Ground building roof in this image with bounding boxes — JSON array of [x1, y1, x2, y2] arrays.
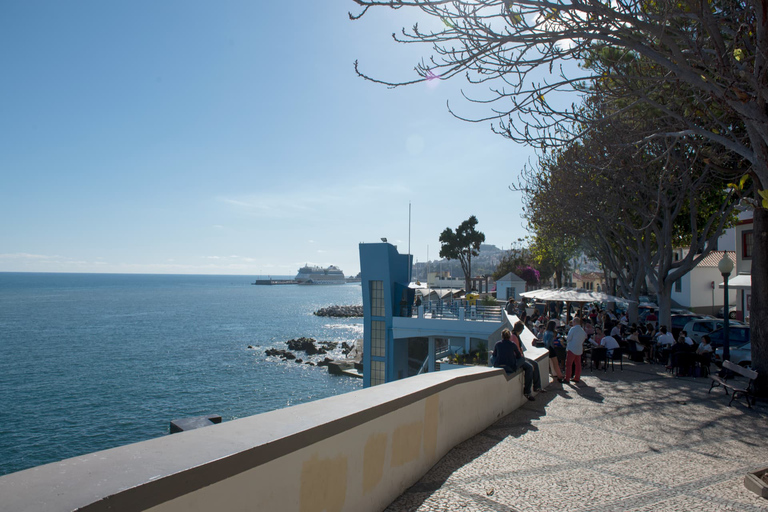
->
[[497, 272, 525, 282], [697, 250, 736, 268], [577, 272, 604, 281]]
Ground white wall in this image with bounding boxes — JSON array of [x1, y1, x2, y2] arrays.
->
[[1, 362, 548, 512]]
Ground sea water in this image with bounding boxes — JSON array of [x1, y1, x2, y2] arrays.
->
[[0, 273, 364, 476]]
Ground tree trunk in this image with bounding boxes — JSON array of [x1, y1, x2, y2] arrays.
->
[[751, 207, 768, 395], [657, 285, 673, 332], [465, 253, 472, 293]]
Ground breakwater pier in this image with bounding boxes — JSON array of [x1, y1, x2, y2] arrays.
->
[[252, 279, 299, 285]]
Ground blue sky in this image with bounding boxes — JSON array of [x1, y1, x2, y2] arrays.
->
[[0, 1, 532, 276]]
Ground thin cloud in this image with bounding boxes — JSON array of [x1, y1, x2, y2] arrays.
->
[[0, 253, 57, 259]]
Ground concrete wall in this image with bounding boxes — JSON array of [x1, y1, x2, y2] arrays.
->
[[0, 362, 547, 512]]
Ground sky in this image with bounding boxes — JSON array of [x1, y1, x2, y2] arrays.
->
[[0, 1, 533, 277]]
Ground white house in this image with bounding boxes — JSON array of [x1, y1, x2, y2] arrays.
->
[[671, 250, 737, 316], [495, 272, 527, 301], [727, 211, 753, 321]]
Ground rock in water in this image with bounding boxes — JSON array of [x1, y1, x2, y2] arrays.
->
[[314, 305, 364, 317]]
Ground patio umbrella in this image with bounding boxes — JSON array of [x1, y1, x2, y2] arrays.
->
[[519, 287, 629, 303]]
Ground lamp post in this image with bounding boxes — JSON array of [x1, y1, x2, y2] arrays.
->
[[718, 253, 734, 363]]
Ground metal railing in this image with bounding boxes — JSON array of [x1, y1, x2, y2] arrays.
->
[[417, 338, 453, 375], [407, 301, 503, 322]]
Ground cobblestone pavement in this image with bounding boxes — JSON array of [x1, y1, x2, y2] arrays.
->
[[387, 362, 768, 512]]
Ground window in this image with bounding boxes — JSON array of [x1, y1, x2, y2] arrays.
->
[[370, 360, 385, 386], [743, 230, 753, 259], [506, 287, 515, 300], [674, 279, 682, 293], [371, 320, 386, 358], [370, 280, 385, 317]]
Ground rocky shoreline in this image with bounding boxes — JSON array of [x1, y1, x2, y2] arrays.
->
[[313, 305, 363, 317], [251, 337, 363, 376]]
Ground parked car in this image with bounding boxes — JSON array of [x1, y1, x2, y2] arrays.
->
[[670, 313, 704, 338], [717, 304, 739, 319], [683, 318, 745, 344], [706, 325, 750, 349], [712, 342, 752, 367]]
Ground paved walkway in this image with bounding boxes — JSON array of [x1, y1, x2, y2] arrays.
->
[[387, 361, 768, 511]]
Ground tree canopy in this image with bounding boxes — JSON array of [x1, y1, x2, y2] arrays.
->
[[352, 0, 768, 393], [439, 215, 486, 292]]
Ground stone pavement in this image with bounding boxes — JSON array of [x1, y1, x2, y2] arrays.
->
[[387, 361, 768, 512]]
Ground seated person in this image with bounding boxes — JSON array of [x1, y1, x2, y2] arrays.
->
[[600, 333, 620, 357], [627, 328, 650, 361], [669, 335, 689, 370], [696, 334, 714, 375], [493, 328, 523, 375], [583, 319, 595, 337], [591, 326, 605, 347], [493, 328, 543, 400], [657, 325, 675, 364], [510, 322, 543, 399], [696, 335, 713, 355]]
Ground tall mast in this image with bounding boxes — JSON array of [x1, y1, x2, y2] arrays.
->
[[408, 201, 412, 283]]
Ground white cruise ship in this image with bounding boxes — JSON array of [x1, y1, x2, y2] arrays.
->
[[295, 265, 346, 285]]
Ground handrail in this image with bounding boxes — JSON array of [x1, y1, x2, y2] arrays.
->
[[413, 301, 503, 322]]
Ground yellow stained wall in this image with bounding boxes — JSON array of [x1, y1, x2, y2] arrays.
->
[[147, 368, 534, 512]]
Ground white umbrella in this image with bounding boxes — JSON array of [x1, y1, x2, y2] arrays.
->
[[520, 287, 630, 303]]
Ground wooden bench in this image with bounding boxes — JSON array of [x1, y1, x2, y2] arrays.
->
[[708, 360, 758, 408]]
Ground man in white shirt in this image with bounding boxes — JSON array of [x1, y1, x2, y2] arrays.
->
[[565, 317, 587, 383], [657, 326, 675, 347], [681, 330, 694, 346], [601, 334, 620, 357], [656, 326, 675, 365]]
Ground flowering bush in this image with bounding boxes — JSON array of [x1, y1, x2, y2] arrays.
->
[[516, 265, 540, 285]]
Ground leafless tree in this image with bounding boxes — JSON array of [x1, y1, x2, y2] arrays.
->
[[352, 0, 768, 391]]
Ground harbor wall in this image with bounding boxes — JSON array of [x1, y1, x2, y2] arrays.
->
[[0, 362, 545, 512]]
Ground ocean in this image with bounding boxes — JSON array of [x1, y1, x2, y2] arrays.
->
[[0, 272, 364, 476]]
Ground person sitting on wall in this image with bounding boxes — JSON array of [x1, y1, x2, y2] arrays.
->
[[493, 326, 539, 401], [492, 328, 523, 375], [511, 321, 544, 396]]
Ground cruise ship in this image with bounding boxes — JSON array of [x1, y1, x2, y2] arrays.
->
[[294, 265, 346, 285]]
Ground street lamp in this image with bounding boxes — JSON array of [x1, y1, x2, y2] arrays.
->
[[718, 253, 735, 363]]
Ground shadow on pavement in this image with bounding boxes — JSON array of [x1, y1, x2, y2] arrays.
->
[[386, 391, 556, 511]]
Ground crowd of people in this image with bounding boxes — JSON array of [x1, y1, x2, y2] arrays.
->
[[494, 301, 716, 393]]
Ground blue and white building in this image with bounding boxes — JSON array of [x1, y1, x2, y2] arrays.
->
[[360, 242, 547, 388]]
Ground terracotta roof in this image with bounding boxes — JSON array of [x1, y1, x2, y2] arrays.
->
[[698, 250, 735, 268]]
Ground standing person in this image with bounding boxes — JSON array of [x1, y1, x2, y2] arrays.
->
[[565, 317, 587, 383], [542, 320, 566, 383], [511, 321, 543, 400]]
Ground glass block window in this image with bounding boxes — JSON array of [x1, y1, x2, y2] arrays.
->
[[370, 360, 385, 386], [743, 230, 753, 259], [370, 280, 385, 317], [371, 320, 386, 358]]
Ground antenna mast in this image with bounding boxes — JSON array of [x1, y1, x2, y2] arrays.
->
[[408, 201, 412, 283]]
